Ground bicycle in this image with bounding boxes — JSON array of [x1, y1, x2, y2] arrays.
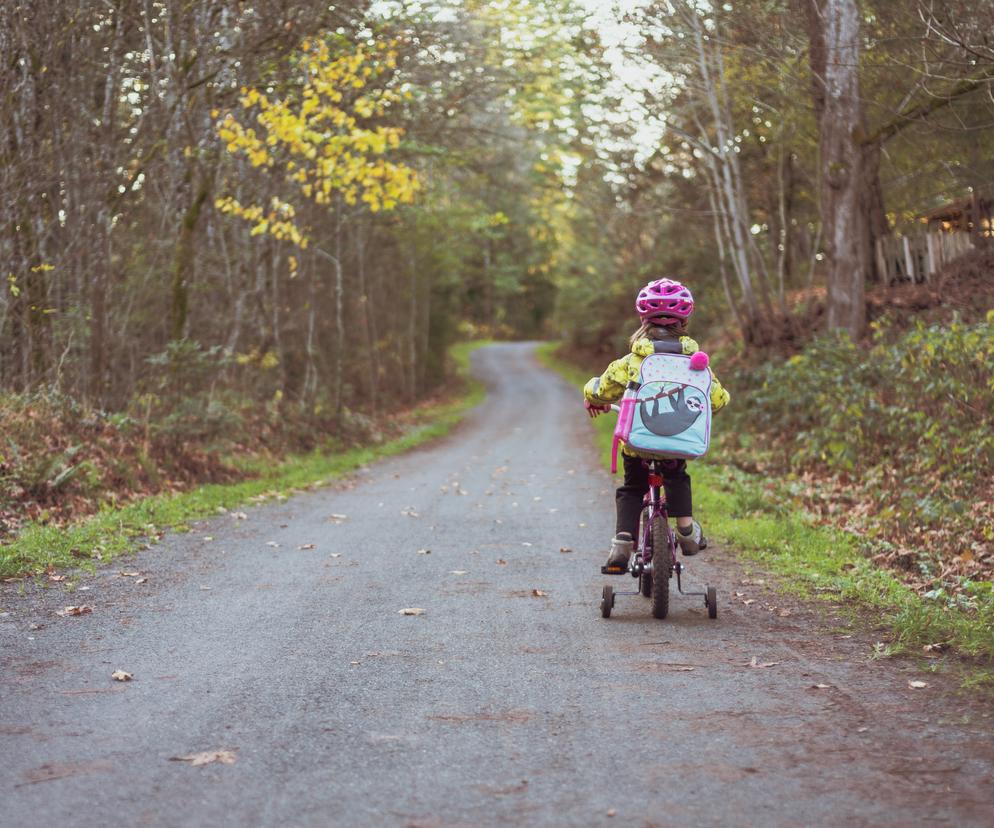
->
[[599, 406, 717, 621]]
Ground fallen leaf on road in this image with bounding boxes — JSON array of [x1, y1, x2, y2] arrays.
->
[[119, 571, 140, 578], [548, 508, 559, 514], [749, 657, 781, 669], [58, 606, 92, 617], [398, 608, 426, 616], [559, 547, 573, 554], [232, 511, 248, 520], [135, 577, 148, 584], [298, 543, 316, 550], [169, 750, 237, 767], [450, 570, 468, 575], [521, 542, 532, 547], [742, 599, 755, 606], [607, 809, 617, 818], [908, 680, 928, 689], [111, 670, 133, 682], [265, 541, 280, 548], [417, 549, 431, 555], [400, 507, 419, 518], [202, 536, 214, 542], [328, 513, 349, 524], [811, 683, 832, 689], [496, 559, 507, 565], [48, 574, 67, 582], [531, 589, 548, 597], [330, 553, 341, 558]]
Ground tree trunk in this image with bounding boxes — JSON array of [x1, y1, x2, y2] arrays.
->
[[806, 0, 867, 338], [171, 179, 211, 341]]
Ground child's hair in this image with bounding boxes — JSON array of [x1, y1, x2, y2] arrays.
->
[[629, 317, 688, 348]]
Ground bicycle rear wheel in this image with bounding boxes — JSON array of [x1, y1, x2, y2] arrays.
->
[[639, 508, 652, 597], [649, 515, 670, 619]]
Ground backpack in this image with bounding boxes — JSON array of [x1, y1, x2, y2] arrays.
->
[[611, 341, 712, 472]]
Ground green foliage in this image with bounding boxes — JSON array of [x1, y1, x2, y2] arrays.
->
[[724, 317, 994, 543]]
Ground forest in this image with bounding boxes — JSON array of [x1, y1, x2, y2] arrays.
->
[[1, 1, 993, 607]]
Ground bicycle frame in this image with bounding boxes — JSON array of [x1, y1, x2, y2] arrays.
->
[[637, 463, 674, 572]]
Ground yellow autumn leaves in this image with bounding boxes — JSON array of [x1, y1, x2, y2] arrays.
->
[[214, 38, 419, 249]]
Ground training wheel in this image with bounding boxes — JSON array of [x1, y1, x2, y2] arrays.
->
[[706, 585, 717, 619], [601, 585, 614, 618]]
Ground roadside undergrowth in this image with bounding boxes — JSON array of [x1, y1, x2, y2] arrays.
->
[[0, 341, 487, 580], [537, 342, 994, 670]]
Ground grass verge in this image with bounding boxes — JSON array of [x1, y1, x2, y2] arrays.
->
[[0, 341, 488, 580], [536, 342, 994, 670]]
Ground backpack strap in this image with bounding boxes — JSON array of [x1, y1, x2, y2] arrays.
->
[[652, 340, 683, 354]]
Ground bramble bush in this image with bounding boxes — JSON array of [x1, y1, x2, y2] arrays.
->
[[721, 313, 994, 590]]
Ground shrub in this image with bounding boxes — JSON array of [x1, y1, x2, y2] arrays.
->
[[721, 313, 994, 588]]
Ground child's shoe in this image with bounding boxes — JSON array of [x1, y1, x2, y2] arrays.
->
[[677, 521, 705, 556], [605, 532, 634, 569]]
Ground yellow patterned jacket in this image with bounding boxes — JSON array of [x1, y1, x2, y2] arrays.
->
[[583, 336, 730, 457]]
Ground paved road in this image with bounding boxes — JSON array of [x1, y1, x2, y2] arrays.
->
[[3, 343, 993, 827]]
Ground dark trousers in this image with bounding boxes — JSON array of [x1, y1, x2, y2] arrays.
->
[[615, 453, 693, 538]]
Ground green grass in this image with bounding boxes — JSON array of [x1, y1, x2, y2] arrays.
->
[[537, 342, 994, 665], [0, 341, 488, 579]]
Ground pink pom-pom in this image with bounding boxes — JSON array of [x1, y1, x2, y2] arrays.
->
[[689, 351, 709, 371]]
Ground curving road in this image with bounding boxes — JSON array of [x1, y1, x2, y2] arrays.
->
[[2, 342, 993, 826]]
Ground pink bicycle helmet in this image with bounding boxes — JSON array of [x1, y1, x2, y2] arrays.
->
[[635, 278, 694, 323]]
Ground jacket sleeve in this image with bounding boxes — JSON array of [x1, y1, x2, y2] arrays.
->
[[583, 355, 632, 405], [709, 370, 730, 412]]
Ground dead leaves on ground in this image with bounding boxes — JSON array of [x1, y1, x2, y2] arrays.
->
[[169, 750, 237, 767], [57, 605, 92, 617], [398, 607, 426, 616], [111, 670, 133, 682], [749, 656, 781, 669]]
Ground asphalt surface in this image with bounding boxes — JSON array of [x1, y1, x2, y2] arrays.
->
[[2, 342, 994, 827]]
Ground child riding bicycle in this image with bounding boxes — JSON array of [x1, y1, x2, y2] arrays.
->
[[583, 279, 730, 571]]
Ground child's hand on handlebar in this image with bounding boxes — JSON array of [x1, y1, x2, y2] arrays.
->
[[584, 400, 610, 418]]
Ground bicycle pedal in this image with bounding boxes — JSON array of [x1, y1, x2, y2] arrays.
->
[[600, 565, 629, 576]]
